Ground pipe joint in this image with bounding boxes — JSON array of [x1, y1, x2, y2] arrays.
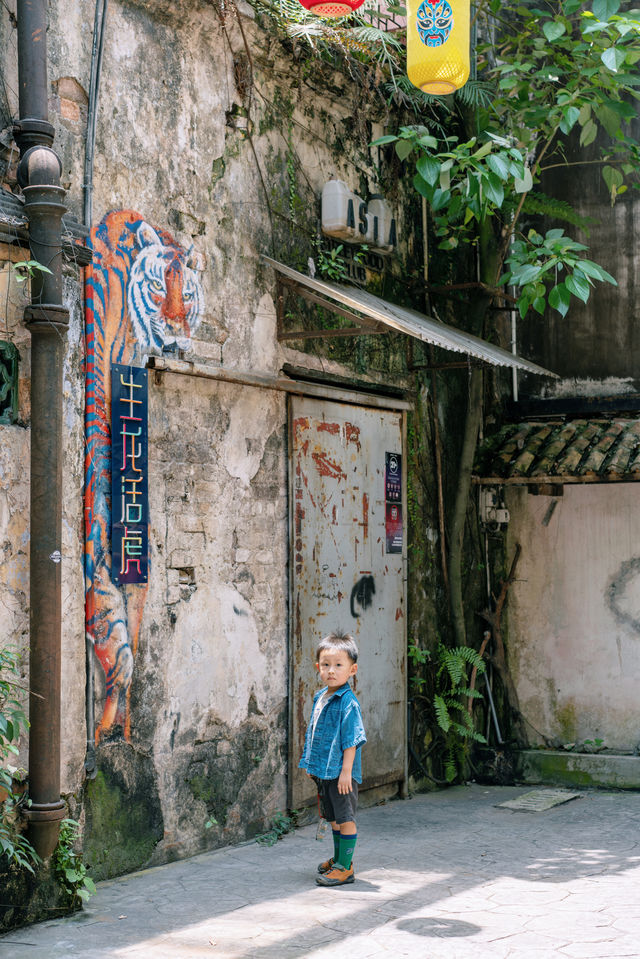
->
[[18, 145, 63, 189], [13, 118, 55, 156], [23, 798, 67, 824], [24, 304, 70, 331], [23, 799, 67, 861], [21, 184, 67, 219]]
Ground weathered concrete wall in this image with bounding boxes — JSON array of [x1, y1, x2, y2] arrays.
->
[[506, 484, 640, 752], [0, 0, 426, 879], [143, 373, 289, 859]]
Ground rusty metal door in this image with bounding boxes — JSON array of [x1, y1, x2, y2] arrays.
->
[[288, 394, 407, 809]]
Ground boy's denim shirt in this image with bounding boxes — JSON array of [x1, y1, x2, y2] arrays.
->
[[299, 682, 366, 783]]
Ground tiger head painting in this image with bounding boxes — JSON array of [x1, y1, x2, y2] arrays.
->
[[84, 210, 205, 743], [127, 220, 203, 353]]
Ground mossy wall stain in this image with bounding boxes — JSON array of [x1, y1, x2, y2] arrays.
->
[[0, 860, 79, 933], [186, 721, 270, 828], [555, 701, 578, 744], [83, 747, 163, 881]]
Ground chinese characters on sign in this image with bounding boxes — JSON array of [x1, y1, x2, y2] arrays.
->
[[111, 364, 148, 585], [385, 452, 403, 554]]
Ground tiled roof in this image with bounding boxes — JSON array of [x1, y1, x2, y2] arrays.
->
[[474, 419, 640, 484]]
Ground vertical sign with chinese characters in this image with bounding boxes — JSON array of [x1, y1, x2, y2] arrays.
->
[[385, 451, 403, 554], [111, 364, 149, 585]]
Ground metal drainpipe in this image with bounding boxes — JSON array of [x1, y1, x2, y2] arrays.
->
[[14, 0, 68, 860]]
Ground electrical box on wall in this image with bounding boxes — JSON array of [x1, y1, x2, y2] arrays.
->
[[478, 487, 510, 531]]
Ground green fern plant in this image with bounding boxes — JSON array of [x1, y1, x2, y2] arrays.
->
[[255, 809, 299, 846], [434, 644, 487, 782], [52, 819, 96, 903], [522, 192, 598, 234], [409, 640, 487, 784], [433, 643, 486, 782]]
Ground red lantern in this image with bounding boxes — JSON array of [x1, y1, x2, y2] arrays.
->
[[298, 0, 365, 17]]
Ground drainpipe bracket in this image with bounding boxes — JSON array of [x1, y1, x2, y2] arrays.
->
[[24, 304, 70, 330]]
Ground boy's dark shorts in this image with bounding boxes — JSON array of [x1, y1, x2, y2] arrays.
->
[[313, 776, 358, 825]]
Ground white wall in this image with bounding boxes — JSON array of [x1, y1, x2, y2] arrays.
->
[[506, 483, 640, 752]]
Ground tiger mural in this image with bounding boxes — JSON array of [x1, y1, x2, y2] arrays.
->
[[85, 210, 204, 742]]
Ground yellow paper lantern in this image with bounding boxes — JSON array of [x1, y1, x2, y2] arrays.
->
[[407, 0, 470, 95]]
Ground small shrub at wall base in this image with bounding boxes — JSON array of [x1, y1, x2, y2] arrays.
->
[[0, 646, 40, 874], [52, 820, 96, 904], [256, 810, 299, 846], [409, 641, 486, 784]]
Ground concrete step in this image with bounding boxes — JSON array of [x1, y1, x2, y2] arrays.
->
[[516, 748, 640, 790]]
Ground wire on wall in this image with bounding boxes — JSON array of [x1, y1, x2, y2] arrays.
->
[[84, 0, 109, 228]]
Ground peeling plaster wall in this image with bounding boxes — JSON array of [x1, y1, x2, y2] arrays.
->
[[0, 0, 422, 876], [506, 484, 640, 751], [141, 374, 289, 860], [0, 256, 31, 678], [3, 0, 420, 875]]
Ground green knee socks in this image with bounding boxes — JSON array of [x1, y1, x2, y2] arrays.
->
[[332, 828, 340, 862], [337, 832, 357, 870]]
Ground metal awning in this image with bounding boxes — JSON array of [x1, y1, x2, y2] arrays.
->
[[262, 255, 557, 378]]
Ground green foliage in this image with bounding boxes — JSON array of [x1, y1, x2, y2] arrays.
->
[[409, 641, 487, 783], [10, 260, 52, 285], [435, 645, 487, 782], [371, 1, 640, 318], [316, 243, 350, 282], [501, 228, 617, 318], [521, 192, 598, 233], [314, 241, 368, 283], [561, 737, 605, 753], [52, 819, 96, 904], [255, 809, 299, 846], [252, 0, 450, 119], [371, 128, 528, 252], [0, 647, 40, 874]]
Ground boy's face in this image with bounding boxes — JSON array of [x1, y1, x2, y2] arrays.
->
[[316, 647, 357, 692]]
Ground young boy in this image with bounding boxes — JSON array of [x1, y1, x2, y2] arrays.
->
[[299, 630, 366, 887]]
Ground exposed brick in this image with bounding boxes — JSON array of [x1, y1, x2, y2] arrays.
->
[[60, 99, 81, 122], [56, 76, 88, 103]]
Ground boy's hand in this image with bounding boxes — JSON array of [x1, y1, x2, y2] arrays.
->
[[338, 746, 356, 794], [337, 769, 352, 794]]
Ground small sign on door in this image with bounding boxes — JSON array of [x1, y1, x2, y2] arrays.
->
[[385, 452, 403, 553]]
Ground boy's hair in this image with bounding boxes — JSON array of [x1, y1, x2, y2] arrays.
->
[[315, 630, 358, 664]]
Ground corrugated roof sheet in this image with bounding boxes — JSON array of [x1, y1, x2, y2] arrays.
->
[[474, 419, 640, 484], [262, 256, 557, 378]]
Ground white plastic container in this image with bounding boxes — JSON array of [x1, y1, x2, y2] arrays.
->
[[368, 195, 397, 254], [321, 180, 358, 241]]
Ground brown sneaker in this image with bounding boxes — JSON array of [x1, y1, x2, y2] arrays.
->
[[316, 864, 355, 886], [317, 857, 335, 874]]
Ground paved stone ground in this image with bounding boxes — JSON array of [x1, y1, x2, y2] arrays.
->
[[2, 783, 640, 959]]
